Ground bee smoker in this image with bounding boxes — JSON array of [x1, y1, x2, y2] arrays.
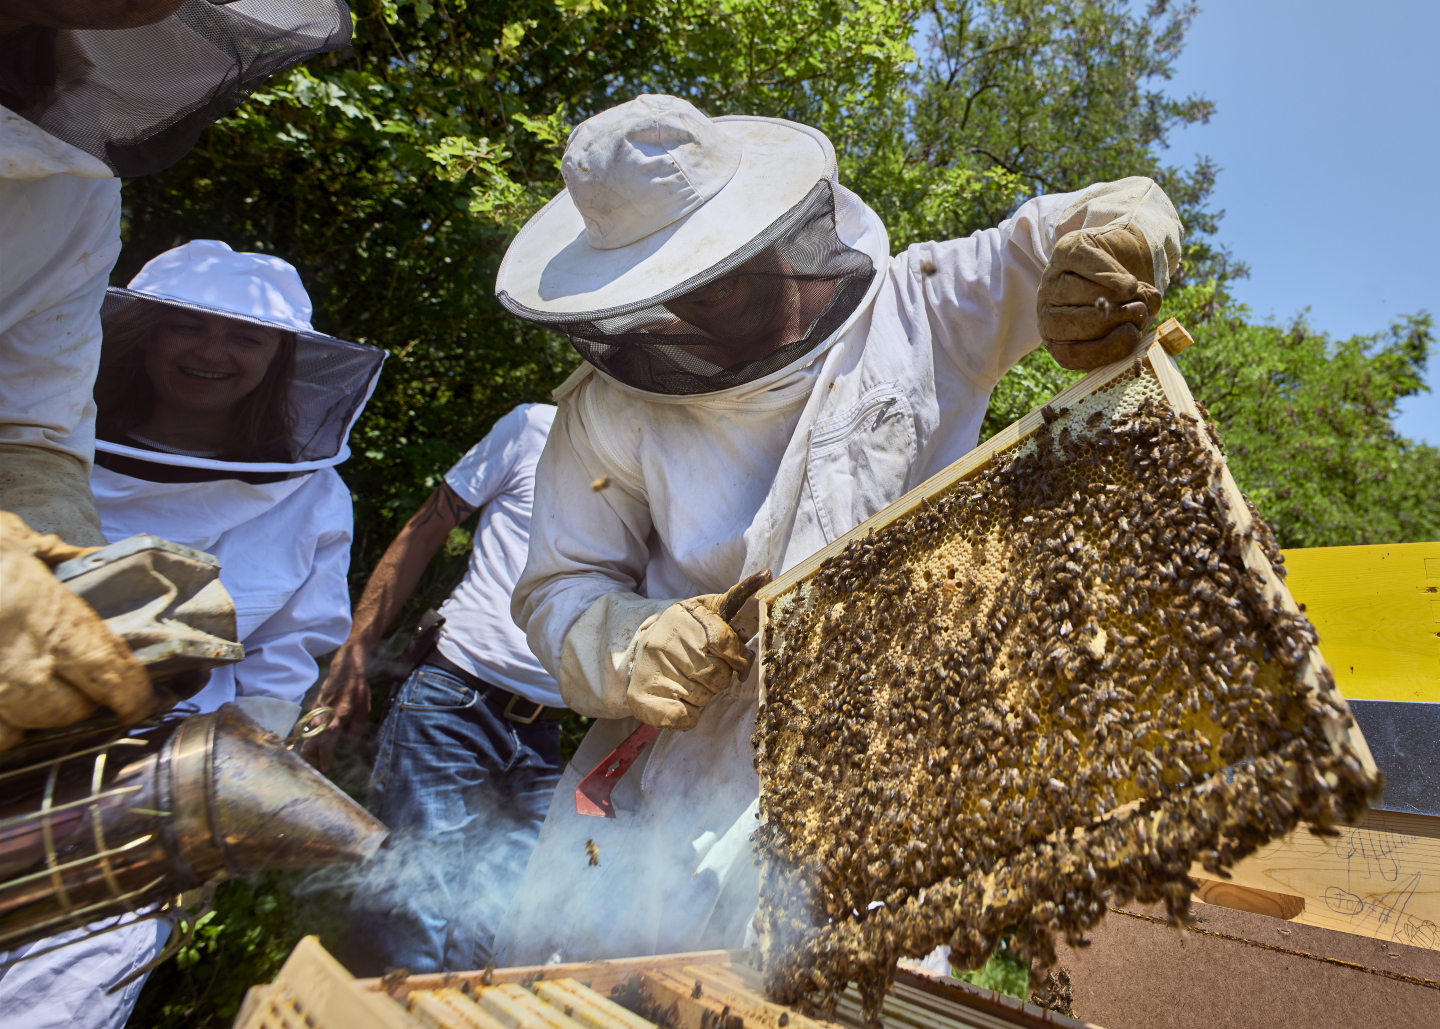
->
[[0, 704, 386, 958], [0, 535, 387, 967]]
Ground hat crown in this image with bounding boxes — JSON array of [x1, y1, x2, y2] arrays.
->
[[127, 240, 314, 332], [562, 94, 743, 251]]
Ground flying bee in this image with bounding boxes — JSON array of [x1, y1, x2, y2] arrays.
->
[[585, 839, 603, 866]]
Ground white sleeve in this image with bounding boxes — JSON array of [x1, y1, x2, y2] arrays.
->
[[230, 511, 353, 708], [444, 404, 527, 509], [511, 389, 670, 717], [894, 176, 1184, 393], [0, 173, 121, 463]]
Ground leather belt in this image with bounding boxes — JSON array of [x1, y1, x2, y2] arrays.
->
[[423, 652, 566, 724]]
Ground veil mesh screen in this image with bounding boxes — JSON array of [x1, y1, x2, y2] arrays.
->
[[3, 1, 351, 177], [95, 290, 383, 469], [500, 180, 877, 397]]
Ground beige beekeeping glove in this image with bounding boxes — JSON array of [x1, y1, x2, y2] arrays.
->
[[1037, 221, 1164, 371], [626, 573, 771, 731], [0, 511, 153, 752], [0, 443, 107, 547]]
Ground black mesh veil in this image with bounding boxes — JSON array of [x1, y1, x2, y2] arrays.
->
[[0, 1, 351, 177], [93, 290, 385, 474], [498, 180, 877, 397]]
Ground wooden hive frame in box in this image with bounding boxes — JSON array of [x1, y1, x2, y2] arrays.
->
[[233, 938, 1103, 1029], [751, 320, 1381, 1017]]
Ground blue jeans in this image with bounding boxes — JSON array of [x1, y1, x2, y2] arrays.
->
[[345, 663, 561, 975]]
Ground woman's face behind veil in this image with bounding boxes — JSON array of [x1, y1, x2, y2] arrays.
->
[[144, 311, 282, 417]]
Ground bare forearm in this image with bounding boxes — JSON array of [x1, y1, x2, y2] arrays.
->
[[346, 485, 476, 650], [305, 485, 475, 768], [347, 531, 437, 649]]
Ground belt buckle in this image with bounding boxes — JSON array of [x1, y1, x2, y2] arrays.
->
[[503, 693, 544, 725]]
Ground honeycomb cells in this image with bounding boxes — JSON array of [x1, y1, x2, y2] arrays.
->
[[753, 361, 1379, 1020]]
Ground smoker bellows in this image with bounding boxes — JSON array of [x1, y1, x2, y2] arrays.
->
[[752, 321, 1381, 1017]]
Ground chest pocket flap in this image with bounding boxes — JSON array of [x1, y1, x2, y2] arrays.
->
[[807, 383, 917, 543]]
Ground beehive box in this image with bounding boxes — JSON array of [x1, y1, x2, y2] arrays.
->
[[752, 321, 1382, 1017], [233, 938, 1100, 1029]]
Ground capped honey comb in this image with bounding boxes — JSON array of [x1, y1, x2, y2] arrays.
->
[[752, 330, 1380, 1020]]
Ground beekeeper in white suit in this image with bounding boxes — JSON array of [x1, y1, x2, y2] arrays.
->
[[0, 240, 385, 1026], [0, 0, 352, 543], [0, 0, 352, 750], [88, 239, 385, 735], [491, 94, 1183, 964]]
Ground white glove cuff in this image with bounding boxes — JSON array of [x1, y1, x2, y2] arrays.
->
[[559, 592, 672, 719]]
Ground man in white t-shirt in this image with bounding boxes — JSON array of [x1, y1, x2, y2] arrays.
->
[[304, 402, 561, 974]]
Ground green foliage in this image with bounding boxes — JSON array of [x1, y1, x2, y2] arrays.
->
[[953, 927, 1030, 999], [560, 711, 595, 766], [443, 525, 474, 559], [1167, 283, 1438, 548], [872, 0, 1229, 277], [127, 873, 350, 1028], [979, 348, 1082, 442]]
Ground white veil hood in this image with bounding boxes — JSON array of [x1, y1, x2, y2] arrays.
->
[[94, 240, 385, 475]]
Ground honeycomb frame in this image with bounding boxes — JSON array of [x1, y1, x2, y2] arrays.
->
[[752, 323, 1381, 1019]]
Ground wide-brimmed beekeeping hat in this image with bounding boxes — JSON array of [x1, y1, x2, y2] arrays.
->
[[95, 240, 385, 475], [496, 94, 880, 396], [0, 1, 352, 177]]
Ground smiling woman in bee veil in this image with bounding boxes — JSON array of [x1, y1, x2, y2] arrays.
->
[[0, 239, 391, 1029], [95, 299, 299, 466]]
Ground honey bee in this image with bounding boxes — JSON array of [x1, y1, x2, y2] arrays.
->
[[380, 967, 410, 989], [585, 839, 603, 866]]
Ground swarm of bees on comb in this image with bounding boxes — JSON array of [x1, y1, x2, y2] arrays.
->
[[752, 339, 1379, 1021]]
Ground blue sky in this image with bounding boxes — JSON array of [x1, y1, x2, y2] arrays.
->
[[1150, 0, 1439, 444]]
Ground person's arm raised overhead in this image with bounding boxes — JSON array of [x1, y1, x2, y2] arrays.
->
[[901, 176, 1184, 391], [302, 483, 475, 770]]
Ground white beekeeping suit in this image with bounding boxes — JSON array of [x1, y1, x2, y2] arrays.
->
[[0, 106, 121, 545], [0, 8, 358, 1026], [492, 94, 1183, 965], [0, 0, 352, 544], [0, 239, 385, 1029], [0, 0, 353, 755], [89, 239, 385, 733], [91, 463, 355, 733]]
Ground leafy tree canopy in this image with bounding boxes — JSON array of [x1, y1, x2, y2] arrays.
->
[[881, 1, 1226, 272], [1169, 288, 1437, 548], [119, 0, 1251, 600]]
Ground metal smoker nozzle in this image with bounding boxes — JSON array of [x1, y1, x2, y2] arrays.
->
[[0, 704, 388, 954]]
